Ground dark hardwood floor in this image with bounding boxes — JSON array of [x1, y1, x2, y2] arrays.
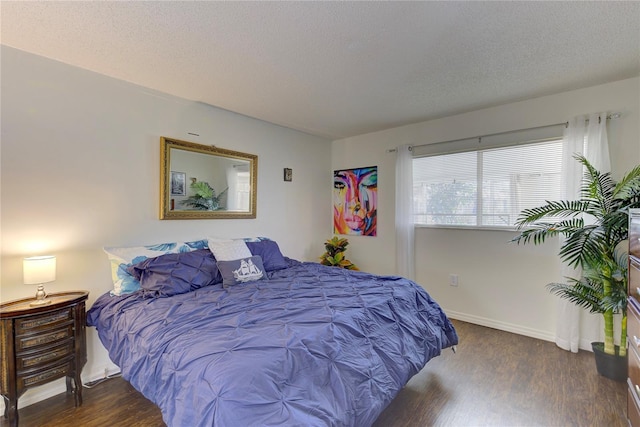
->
[[3, 320, 626, 427]]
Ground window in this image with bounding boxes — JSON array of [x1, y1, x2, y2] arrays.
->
[[236, 171, 250, 210], [413, 139, 563, 228]]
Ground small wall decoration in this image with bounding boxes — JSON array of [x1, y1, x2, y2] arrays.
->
[[333, 166, 377, 236], [284, 168, 293, 182], [170, 171, 186, 196]]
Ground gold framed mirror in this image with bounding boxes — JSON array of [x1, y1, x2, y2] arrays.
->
[[160, 137, 257, 220]]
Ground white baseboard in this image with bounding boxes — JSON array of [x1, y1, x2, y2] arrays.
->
[[0, 366, 120, 413], [445, 309, 594, 352], [579, 338, 595, 352], [445, 309, 557, 343]]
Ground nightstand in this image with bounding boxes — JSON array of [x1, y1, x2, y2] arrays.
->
[[0, 291, 88, 427]]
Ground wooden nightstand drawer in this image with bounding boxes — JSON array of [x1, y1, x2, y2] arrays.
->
[[629, 302, 640, 354], [629, 380, 640, 427], [15, 308, 72, 334], [17, 340, 74, 371], [631, 256, 640, 306], [15, 324, 74, 352], [630, 344, 640, 399], [19, 359, 73, 389], [1, 291, 88, 427]]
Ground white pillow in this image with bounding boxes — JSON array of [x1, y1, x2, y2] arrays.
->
[[207, 238, 252, 261]]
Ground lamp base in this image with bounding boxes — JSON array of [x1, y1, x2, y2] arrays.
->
[[30, 298, 52, 307], [30, 284, 51, 306]]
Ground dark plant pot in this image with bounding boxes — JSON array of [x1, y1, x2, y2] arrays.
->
[[591, 342, 628, 382]]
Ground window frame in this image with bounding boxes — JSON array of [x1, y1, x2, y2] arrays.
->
[[412, 137, 564, 231]]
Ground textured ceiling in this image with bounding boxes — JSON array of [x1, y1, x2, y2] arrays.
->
[[2, 1, 639, 139]]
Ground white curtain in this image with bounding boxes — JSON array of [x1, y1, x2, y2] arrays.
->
[[395, 145, 415, 280], [226, 166, 238, 210], [557, 112, 611, 353]]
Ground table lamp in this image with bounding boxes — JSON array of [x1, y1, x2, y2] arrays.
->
[[23, 255, 56, 306]]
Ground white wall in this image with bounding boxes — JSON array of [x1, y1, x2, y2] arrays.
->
[[333, 77, 640, 347], [0, 46, 332, 408], [3, 44, 638, 410]]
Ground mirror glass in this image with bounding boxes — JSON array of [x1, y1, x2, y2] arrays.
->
[[160, 137, 257, 219]]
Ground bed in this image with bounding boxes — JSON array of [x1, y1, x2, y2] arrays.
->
[[87, 239, 458, 427]]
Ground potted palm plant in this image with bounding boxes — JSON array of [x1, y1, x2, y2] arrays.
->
[[513, 154, 640, 381], [181, 181, 228, 211]]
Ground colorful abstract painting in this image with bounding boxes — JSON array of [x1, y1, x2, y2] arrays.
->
[[333, 166, 377, 236]]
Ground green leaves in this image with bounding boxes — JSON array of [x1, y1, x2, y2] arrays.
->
[[613, 163, 640, 202], [514, 155, 639, 269], [515, 200, 590, 228], [191, 181, 215, 199], [181, 181, 229, 211], [323, 236, 350, 256], [513, 216, 586, 246], [319, 236, 358, 270], [513, 154, 638, 356], [547, 253, 628, 315], [547, 278, 602, 314]]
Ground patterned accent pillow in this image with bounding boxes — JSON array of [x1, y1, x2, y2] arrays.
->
[[217, 255, 268, 288], [104, 239, 207, 296], [127, 249, 222, 298], [207, 238, 252, 261]]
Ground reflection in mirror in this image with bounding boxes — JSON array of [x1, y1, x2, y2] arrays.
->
[[160, 137, 257, 220]]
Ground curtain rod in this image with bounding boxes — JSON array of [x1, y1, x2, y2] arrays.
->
[[386, 112, 621, 153]]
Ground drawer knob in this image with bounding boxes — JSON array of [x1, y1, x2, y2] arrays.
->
[[634, 336, 640, 348], [636, 384, 640, 396], [637, 287, 640, 297]]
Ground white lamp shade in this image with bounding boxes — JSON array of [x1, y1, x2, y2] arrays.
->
[[23, 256, 56, 285]]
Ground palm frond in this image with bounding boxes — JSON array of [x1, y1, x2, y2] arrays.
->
[[573, 155, 616, 216], [574, 154, 601, 189], [511, 217, 587, 245], [191, 181, 214, 199], [181, 182, 228, 211], [586, 172, 616, 215], [614, 164, 640, 200], [514, 154, 639, 352], [511, 223, 561, 245], [558, 224, 605, 268], [600, 210, 630, 247], [583, 254, 628, 314], [547, 277, 603, 314], [514, 200, 591, 228]]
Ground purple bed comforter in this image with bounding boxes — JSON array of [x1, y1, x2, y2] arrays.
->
[[87, 260, 457, 427]]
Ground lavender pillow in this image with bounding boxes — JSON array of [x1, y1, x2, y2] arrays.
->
[[245, 240, 288, 272], [217, 255, 268, 288], [127, 249, 222, 297]]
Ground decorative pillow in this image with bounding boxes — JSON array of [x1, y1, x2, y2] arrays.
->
[[245, 240, 288, 272], [217, 255, 268, 288], [127, 249, 222, 298], [240, 237, 270, 243], [104, 239, 208, 296], [207, 238, 252, 261]]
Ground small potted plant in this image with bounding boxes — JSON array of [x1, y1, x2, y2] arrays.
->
[[181, 181, 228, 211], [320, 236, 359, 270], [513, 154, 640, 381]]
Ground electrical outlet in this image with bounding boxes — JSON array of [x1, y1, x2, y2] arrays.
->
[[449, 274, 459, 287]]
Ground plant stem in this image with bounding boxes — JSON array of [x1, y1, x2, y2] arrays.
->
[[602, 309, 615, 355], [602, 268, 615, 355]]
